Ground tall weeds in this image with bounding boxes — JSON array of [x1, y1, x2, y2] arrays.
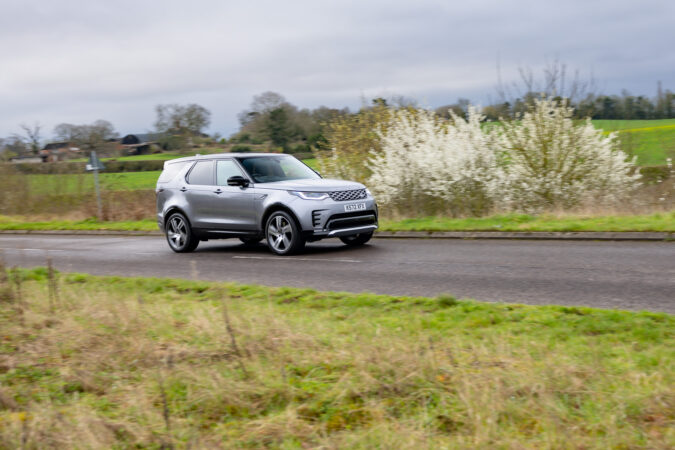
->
[[0, 272, 672, 448]]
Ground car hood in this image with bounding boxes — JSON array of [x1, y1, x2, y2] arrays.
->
[[254, 178, 365, 192]]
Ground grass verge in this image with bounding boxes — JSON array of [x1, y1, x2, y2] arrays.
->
[[1, 212, 672, 233], [0, 269, 673, 448], [379, 212, 675, 233]]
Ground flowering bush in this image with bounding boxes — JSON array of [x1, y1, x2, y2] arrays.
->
[[321, 98, 640, 216], [495, 99, 641, 210], [368, 107, 500, 215]]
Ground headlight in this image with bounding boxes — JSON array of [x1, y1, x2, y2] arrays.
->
[[290, 191, 329, 200], [365, 188, 372, 197]]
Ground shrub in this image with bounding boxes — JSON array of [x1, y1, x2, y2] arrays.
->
[[495, 99, 641, 210], [369, 107, 499, 215], [316, 104, 393, 184], [353, 99, 641, 215]]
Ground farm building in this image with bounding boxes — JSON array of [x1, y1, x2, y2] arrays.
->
[[120, 133, 161, 155], [40, 142, 81, 162]]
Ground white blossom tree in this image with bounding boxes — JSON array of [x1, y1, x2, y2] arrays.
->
[[365, 98, 640, 215], [369, 108, 500, 215], [495, 98, 641, 210]]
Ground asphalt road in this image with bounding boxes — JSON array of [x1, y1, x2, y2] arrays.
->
[[1, 235, 673, 313]]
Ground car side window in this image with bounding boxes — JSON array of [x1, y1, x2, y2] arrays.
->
[[186, 160, 214, 185], [216, 160, 245, 186]]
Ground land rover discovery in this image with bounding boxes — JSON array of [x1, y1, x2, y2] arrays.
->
[[155, 153, 378, 255]]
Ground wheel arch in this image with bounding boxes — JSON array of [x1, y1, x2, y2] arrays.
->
[[261, 203, 301, 230], [164, 206, 192, 229]]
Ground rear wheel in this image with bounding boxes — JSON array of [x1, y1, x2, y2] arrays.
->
[[265, 211, 305, 255], [340, 231, 373, 246], [165, 212, 199, 253]]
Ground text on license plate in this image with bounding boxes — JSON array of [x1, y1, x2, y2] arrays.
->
[[344, 202, 366, 212]]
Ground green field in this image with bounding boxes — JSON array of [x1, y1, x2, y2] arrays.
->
[[592, 119, 675, 165], [301, 157, 318, 170], [1, 212, 673, 233], [25, 158, 317, 195], [592, 119, 675, 131], [0, 269, 672, 448], [26, 171, 161, 194]]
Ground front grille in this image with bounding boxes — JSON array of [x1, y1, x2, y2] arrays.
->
[[328, 189, 367, 202], [325, 211, 377, 230]]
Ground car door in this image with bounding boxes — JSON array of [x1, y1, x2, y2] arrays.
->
[[212, 159, 257, 231], [182, 159, 217, 229]]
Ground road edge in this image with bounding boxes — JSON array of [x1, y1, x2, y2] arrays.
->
[[0, 229, 672, 241]]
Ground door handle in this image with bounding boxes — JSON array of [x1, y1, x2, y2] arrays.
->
[[214, 189, 223, 194], [180, 187, 188, 192]]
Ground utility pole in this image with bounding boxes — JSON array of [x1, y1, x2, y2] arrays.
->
[[86, 151, 105, 220]]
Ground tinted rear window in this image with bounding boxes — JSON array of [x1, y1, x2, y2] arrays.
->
[[158, 161, 189, 183], [187, 160, 214, 185]]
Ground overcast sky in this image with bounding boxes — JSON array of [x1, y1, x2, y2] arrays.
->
[[1, 0, 673, 139]]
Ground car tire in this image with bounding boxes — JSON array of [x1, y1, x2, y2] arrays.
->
[[239, 237, 262, 245], [340, 231, 373, 246], [265, 211, 305, 256], [165, 212, 199, 253]]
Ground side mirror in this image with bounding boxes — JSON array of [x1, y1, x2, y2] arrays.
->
[[227, 175, 249, 187]]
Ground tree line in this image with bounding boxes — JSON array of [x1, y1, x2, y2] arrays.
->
[[2, 74, 672, 160]]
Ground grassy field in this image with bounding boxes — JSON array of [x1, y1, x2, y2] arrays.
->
[[26, 171, 161, 194], [592, 119, 675, 165], [592, 119, 675, 131], [24, 158, 318, 195], [0, 269, 672, 448], [1, 212, 673, 233], [301, 157, 318, 170]]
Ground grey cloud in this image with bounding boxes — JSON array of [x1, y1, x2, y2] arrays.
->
[[1, 0, 673, 137]]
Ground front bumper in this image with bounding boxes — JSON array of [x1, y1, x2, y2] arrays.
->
[[319, 224, 378, 238], [294, 197, 378, 239]]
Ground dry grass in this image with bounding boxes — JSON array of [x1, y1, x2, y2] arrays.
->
[[0, 269, 673, 448]]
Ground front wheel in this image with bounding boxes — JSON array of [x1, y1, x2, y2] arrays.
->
[[165, 212, 199, 253], [265, 211, 305, 255], [340, 231, 373, 246]]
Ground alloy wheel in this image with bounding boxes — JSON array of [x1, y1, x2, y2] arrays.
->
[[267, 215, 293, 253], [167, 215, 188, 250]]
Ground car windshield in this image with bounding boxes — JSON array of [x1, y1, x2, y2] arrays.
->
[[237, 156, 320, 183]]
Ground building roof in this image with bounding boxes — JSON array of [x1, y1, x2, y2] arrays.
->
[[43, 141, 70, 151], [121, 133, 162, 145]]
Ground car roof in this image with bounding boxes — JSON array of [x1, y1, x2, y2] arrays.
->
[[167, 153, 292, 164]]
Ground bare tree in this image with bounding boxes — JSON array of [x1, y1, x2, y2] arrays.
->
[[155, 104, 211, 136], [53, 123, 81, 142], [238, 92, 288, 127], [250, 91, 286, 114], [52, 120, 118, 152], [496, 58, 598, 111], [2, 137, 27, 157], [14, 122, 42, 155]]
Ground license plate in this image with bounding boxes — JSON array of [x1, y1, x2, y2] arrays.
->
[[344, 202, 366, 212]]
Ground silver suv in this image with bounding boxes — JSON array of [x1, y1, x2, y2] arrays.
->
[[156, 153, 378, 255]]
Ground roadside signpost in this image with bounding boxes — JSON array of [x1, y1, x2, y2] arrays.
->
[[85, 151, 105, 220]]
